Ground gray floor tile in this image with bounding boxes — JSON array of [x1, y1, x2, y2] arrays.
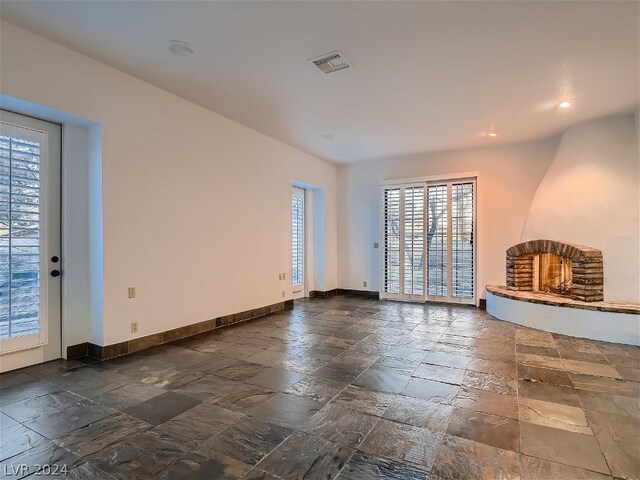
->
[[53, 412, 150, 456], [123, 391, 201, 426], [337, 450, 429, 479], [358, 418, 442, 469], [0, 298, 637, 480], [155, 452, 251, 480], [301, 403, 379, 447], [197, 415, 292, 465], [23, 398, 115, 439], [257, 431, 354, 480]]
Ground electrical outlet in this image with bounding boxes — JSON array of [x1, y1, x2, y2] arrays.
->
[[363, 281, 367, 288], [278, 273, 283, 281], [131, 322, 138, 334], [282, 291, 285, 297], [128, 287, 136, 298], [282, 272, 286, 280]]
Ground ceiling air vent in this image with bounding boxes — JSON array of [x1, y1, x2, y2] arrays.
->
[[309, 51, 351, 74]]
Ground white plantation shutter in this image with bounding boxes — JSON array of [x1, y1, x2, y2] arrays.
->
[[381, 184, 425, 300], [427, 179, 476, 303], [427, 184, 448, 297], [403, 186, 424, 296], [382, 187, 401, 295], [291, 186, 304, 287], [452, 181, 474, 299], [0, 134, 42, 339]]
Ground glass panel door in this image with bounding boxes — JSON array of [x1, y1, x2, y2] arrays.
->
[[427, 179, 476, 304], [452, 182, 475, 300], [381, 184, 425, 301], [382, 187, 401, 297], [427, 184, 448, 297], [0, 111, 61, 372]]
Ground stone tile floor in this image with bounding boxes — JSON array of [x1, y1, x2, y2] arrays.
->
[[1, 295, 639, 479]]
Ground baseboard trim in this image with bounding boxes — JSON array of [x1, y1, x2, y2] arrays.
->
[[308, 289, 339, 299], [66, 342, 88, 360], [337, 289, 380, 299], [76, 299, 293, 361]]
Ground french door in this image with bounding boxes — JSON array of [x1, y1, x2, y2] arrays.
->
[[426, 180, 476, 304], [291, 186, 305, 299], [0, 110, 61, 372], [381, 184, 425, 301], [381, 178, 476, 305]]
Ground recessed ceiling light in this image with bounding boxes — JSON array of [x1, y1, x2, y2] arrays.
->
[[557, 99, 574, 109], [487, 130, 498, 138], [321, 133, 335, 140], [167, 40, 195, 57]]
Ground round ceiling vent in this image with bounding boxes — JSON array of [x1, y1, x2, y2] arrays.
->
[[167, 40, 195, 57]]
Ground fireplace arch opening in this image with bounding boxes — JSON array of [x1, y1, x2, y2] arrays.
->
[[506, 240, 603, 302]]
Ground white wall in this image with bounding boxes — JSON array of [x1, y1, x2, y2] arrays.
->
[[522, 114, 639, 302], [0, 20, 338, 346], [61, 125, 91, 347], [338, 138, 559, 300]]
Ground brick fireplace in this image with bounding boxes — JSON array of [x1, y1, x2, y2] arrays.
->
[[506, 240, 603, 302]]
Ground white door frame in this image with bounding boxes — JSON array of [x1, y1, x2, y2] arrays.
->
[[380, 183, 426, 302], [380, 176, 477, 305], [0, 110, 61, 372], [425, 178, 477, 305]]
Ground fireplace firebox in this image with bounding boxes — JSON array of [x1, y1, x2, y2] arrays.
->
[[506, 240, 603, 302]]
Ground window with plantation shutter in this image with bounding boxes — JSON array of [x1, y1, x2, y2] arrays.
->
[[382, 187, 401, 295], [404, 186, 424, 296], [381, 178, 475, 304], [426, 179, 476, 303], [452, 182, 474, 299], [0, 134, 42, 339], [427, 184, 448, 297], [291, 186, 304, 288], [381, 184, 424, 301]]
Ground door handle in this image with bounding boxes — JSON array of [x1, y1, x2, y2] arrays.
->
[[51, 270, 61, 277]]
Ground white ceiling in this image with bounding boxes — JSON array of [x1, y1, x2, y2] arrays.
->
[[1, 1, 638, 164]]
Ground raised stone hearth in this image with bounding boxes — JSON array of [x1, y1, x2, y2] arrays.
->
[[486, 285, 640, 346], [487, 285, 639, 315], [506, 240, 603, 302]]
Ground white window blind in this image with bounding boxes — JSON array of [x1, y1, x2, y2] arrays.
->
[[381, 185, 425, 300], [0, 134, 41, 339], [382, 187, 401, 294], [427, 184, 448, 297], [404, 186, 424, 296], [427, 180, 476, 303], [452, 181, 474, 299], [291, 186, 304, 287]]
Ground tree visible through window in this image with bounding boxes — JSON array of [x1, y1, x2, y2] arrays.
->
[[0, 135, 42, 339], [382, 179, 475, 303]]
